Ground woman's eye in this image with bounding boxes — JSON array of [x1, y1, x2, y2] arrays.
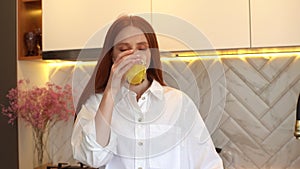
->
[[119, 48, 129, 52], [138, 47, 148, 51]]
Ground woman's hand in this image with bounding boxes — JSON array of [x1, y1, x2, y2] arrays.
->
[[105, 50, 140, 97], [95, 49, 140, 146]]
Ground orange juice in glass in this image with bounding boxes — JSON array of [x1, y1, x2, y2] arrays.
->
[[125, 51, 147, 85]]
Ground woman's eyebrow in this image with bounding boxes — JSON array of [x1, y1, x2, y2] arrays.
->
[[116, 41, 148, 47], [116, 42, 130, 47], [137, 42, 148, 46]]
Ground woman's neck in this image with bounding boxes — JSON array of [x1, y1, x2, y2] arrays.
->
[[129, 78, 151, 100]]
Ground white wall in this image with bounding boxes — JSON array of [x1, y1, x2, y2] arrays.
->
[[17, 61, 49, 169]]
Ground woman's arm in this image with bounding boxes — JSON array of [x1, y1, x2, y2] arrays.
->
[[95, 49, 142, 146], [95, 89, 114, 147], [71, 98, 117, 168], [71, 49, 141, 167], [182, 93, 224, 169]]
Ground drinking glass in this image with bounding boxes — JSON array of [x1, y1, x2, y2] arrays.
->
[[125, 51, 147, 85]]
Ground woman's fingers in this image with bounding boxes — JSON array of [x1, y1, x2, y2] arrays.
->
[[108, 50, 141, 89], [112, 50, 141, 77], [106, 50, 144, 96], [114, 49, 134, 63]]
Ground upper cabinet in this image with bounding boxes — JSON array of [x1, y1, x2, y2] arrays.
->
[[39, 0, 300, 56], [42, 0, 151, 51], [250, 0, 300, 47], [17, 0, 42, 60], [152, 0, 250, 51]]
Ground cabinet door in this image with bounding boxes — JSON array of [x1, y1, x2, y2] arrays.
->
[[152, 0, 250, 51], [251, 0, 300, 47], [43, 0, 151, 51]]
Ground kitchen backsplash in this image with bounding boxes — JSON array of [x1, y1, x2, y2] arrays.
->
[[18, 55, 300, 169]]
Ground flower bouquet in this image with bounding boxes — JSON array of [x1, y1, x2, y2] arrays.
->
[[1, 79, 75, 168]]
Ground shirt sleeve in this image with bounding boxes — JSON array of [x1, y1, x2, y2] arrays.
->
[[183, 94, 224, 169], [71, 96, 117, 168], [188, 137, 224, 169]]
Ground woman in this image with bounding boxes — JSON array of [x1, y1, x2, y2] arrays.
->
[[71, 15, 223, 169]]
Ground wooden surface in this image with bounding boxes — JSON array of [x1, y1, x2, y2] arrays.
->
[[17, 0, 42, 60]]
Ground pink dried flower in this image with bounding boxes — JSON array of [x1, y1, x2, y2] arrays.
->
[[1, 80, 75, 132]]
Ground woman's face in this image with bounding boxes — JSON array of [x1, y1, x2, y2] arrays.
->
[[112, 26, 151, 68]]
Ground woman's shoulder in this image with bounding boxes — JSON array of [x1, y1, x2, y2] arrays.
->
[[162, 85, 189, 100], [162, 85, 180, 93], [85, 93, 102, 103], [83, 93, 103, 112], [162, 85, 198, 105]]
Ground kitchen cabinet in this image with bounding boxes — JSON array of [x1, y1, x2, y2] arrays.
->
[[41, 0, 300, 56], [152, 0, 250, 51], [17, 0, 42, 60], [250, 0, 300, 47], [42, 0, 151, 52]]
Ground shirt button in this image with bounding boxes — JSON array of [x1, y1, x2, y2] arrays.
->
[[138, 167, 143, 169], [141, 97, 145, 100], [137, 117, 143, 122], [138, 141, 143, 146]]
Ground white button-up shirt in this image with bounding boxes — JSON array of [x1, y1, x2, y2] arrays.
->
[[71, 80, 223, 169]]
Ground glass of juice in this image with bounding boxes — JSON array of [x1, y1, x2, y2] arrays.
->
[[125, 51, 147, 85]]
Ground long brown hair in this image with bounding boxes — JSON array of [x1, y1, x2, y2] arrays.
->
[[95, 15, 165, 93], [76, 15, 166, 113]]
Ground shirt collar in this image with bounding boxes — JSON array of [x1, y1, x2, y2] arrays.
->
[[148, 80, 164, 100], [120, 80, 164, 100]]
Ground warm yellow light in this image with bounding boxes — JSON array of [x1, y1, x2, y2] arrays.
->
[[47, 60, 97, 67], [162, 46, 300, 60], [44, 47, 300, 66], [29, 9, 42, 16], [211, 52, 300, 59]]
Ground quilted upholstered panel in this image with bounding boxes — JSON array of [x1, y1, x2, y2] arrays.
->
[[47, 56, 300, 168]]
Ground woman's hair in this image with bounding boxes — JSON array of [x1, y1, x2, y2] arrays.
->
[[95, 15, 165, 93], [75, 15, 166, 114]]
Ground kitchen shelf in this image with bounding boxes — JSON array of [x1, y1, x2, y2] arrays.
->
[[22, 0, 40, 2], [17, 0, 42, 60]]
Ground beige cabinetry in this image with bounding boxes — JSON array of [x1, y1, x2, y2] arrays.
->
[[250, 0, 300, 47], [152, 0, 251, 51], [42, 0, 151, 51], [40, 0, 300, 53]]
